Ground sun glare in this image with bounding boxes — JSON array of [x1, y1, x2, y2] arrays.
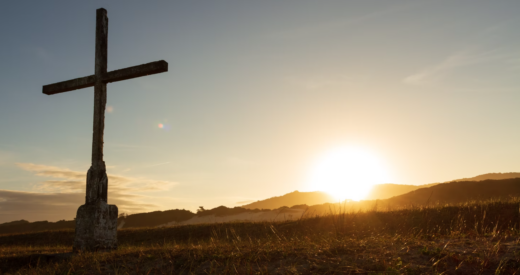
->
[[308, 146, 390, 201]]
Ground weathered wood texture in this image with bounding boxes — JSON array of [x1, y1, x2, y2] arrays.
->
[[95, 8, 108, 78], [105, 60, 168, 83], [92, 8, 108, 167], [86, 160, 108, 204], [42, 61, 168, 95], [42, 75, 96, 95]]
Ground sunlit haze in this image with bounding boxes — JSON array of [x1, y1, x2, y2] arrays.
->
[[308, 146, 391, 201], [1, 1, 520, 223]]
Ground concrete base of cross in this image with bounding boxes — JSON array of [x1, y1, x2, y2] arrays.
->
[[73, 200, 118, 252]]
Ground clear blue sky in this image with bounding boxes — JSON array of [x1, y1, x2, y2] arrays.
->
[[1, 1, 520, 222]]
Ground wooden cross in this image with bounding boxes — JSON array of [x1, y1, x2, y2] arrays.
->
[[42, 8, 168, 205]]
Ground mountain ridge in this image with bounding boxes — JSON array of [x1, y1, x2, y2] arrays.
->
[[2, 172, 520, 234], [241, 190, 335, 210]]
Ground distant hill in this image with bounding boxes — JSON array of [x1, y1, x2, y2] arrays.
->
[[240, 173, 520, 210], [160, 205, 308, 227], [365, 183, 437, 200], [381, 178, 520, 208], [0, 219, 74, 235], [119, 209, 194, 228], [240, 183, 439, 209], [146, 177, 520, 226], [197, 206, 265, 217], [300, 178, 520, 215], [365, 173, 520, 201], [3, 173, 520, 234], [119, 207, 275, 228], [0, 220, 30, 228], [450, 172, 520, 183], [241, 191, 335, 210]]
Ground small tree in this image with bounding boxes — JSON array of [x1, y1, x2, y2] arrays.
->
[[197, 206, 205, 213]]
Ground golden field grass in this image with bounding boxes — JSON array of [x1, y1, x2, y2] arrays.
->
[[2, 199, 520, 274]]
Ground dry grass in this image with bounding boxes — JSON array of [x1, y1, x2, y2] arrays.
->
[[2, 199, 520, 274]]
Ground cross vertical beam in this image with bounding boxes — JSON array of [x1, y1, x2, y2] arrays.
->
[[85, 8, 109, 205], [93, 8, 108, 167]]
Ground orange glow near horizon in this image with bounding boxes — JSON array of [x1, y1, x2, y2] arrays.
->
[[308, 146, 391, 201]]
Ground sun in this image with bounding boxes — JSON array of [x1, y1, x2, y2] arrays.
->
[[308, 146, 391, 201]]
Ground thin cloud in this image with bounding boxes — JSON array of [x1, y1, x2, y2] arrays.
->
[[403, 49, 508, 85], [0, 189, 157, 223], [264, 1, 428, 40], [16, 162, 175, 193], [114, 162, 171, 173], [5, 162, 178, 222], [37, 180, 84, 193]]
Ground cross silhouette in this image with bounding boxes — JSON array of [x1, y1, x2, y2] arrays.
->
[[42, 8, 168, 251]]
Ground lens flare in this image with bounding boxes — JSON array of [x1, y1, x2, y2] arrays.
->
[[157, 122, 171, 131]]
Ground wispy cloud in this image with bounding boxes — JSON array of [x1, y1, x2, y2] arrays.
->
[[0, 189, 157, 223], [2, 162, 178, 222], [0, 190, 83, 223], [264, 1, 428, 40], [119, 162, 171, 173], [16, 163, 175, 193], [403, 48, 509, 85]]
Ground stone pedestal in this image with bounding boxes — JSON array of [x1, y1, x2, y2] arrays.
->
[[73, 200, 118, 252]]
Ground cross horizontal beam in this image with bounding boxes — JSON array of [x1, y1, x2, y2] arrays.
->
[[42, 60, 168, 95], [104, 60, 168, 84], [42, 75, 96, 95]]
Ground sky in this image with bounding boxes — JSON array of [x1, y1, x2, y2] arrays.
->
[[1, 1, 520, 223]]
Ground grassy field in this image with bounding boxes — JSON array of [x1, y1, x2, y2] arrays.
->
[[2, 200, 520, 274]]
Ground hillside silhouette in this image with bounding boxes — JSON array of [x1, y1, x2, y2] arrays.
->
[[365, 183, 437, 200], [365, 173, 520, 201], [241, 190, 335, 210], [242, 173, 520, 210], [0, 219, 74, 235], [3, 173, 520, 234], [450, 172, 520, 182], [383, 178, 520, 208], [302, 178, 520, 215], [118, 209, 194, 228]]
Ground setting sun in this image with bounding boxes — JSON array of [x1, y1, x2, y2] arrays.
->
[[308, 146, 391, 201]]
